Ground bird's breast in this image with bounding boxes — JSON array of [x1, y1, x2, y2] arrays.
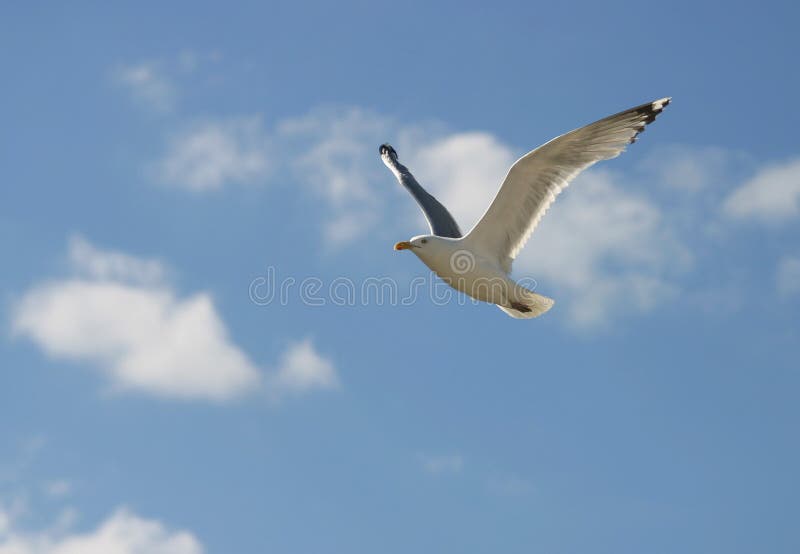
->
[[416, 249, 510, 303]]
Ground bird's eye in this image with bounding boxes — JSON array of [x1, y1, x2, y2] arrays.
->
[[420, 239, 427, 244]]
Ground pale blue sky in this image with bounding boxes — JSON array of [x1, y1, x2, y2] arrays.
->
[[1, 2, 799, 553]]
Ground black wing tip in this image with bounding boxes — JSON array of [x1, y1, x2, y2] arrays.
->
[[640, 97, 671, 123], [379, 143, 397, 158], [629, 97, 671, 143]]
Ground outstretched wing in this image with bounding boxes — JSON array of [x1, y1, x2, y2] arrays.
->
[[466, 98, 671, 272], [380, 144, 462, 238]]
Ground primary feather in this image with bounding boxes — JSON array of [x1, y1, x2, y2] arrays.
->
[[465, 98, 671, 273]]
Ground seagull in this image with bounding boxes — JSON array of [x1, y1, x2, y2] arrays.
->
[[381, 98, 671, 318]]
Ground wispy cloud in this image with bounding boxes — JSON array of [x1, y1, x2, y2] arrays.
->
[[154, 116, 272, 191], [723, 158, 800, 222], [67, 236, 166, 285], [0, 504, 204, 554], [276, 107, 396, 246], [12, 237, 337, 402], [112, 52, 224, 114], [150, 107, 396, 245], [637, 144, 741, 192], [113, 62, 176, 113], [41, 480, 72, 499], [0, 497, 27, 537], [521, 170, 690, 327], [278, 107, 390, 204], [322, 212, 376, 246], [417, 453, 463, 474], [131, 87, 800, 327], [269, 339, 339, 398]]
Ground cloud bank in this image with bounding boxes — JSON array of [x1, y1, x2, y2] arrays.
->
[[117, 64, 798, 327], [13, 237, 337, 402], [0, 505, 203, 554]]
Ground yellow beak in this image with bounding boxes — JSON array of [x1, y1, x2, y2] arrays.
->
[[394, 241, 413, 251]]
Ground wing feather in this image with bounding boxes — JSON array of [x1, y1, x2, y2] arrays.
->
[[380, 144, 462, 238], [465, 98, 671, 272]]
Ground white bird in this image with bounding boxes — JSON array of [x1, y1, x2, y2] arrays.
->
[[381, 98, 671, 318]]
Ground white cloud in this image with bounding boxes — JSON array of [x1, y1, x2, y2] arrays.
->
[[113, 62, 175, 113], [273, 113, 514, 245], [149, 108, 390, 244], [520, 170, 689, 327], [0, 506, 203, 554], [322, 213, 371, 246], [638, 144, 736, 191], [410, 131, 516, 231], [114, 53, 227, 113], [723, 158, 800, 221], [279, 107, 390, 204], [417, 454, 463, 474], [777, 256, 800, 297], [154, 117, 271, 191], [12, 237, 337, 402], [148, 107, 439, 246], [270, 339, 339, 397], [67, 236, 165, 285], [276, 108, 396, 245], [13, 280, 260, 402]]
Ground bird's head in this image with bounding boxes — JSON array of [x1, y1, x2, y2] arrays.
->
[[394, 235, 453, 262], [393, 235, 430, 252]]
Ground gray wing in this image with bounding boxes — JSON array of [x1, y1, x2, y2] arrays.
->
[[379, 144, 462, 238]]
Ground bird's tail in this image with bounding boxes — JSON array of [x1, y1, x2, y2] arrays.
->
[[497, 288, 554, 319]]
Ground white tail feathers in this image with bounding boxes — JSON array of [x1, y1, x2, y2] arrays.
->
[[497, 290, 554, 319]]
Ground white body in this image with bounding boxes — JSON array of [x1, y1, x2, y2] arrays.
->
[[402, 235, 554, 318]]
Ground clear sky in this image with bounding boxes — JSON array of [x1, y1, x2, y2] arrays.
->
[[1, 2, 799, 553]]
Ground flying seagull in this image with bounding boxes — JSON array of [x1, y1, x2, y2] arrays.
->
[[380, 97, 671, 318]]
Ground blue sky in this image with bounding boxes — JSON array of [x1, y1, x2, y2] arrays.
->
[[1, 2, 799, 553]]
